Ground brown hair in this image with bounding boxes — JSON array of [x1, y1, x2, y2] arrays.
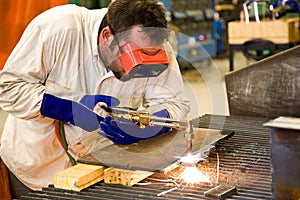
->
[[106, 0, 168, 44]]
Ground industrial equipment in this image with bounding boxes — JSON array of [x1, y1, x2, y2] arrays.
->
[[20, 43, 300, 200], [228, 16, 300, 71], [225, 44, 300, 199], [242, 0, 274, 24], [19, 114, 274, 199], [99, 106, 194, 156], [158, 0, 220, 67]]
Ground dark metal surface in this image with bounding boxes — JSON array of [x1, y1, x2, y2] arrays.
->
[[77, 128, 230, 172], [270, 128, 300, 199], [20, 114, 273, 200], [226, 44, 300, 118]]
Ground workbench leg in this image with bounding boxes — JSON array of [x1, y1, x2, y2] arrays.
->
[[0, 158, 12, 200], [8, 171, 33, 199], [229, 46, 234, 71]]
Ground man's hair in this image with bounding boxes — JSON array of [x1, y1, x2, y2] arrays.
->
[[106, 0, 168, 44]]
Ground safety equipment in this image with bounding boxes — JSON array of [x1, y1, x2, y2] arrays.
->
[[99, 109, 171, 144], [109, 25, 170, 82], [41, 93, 120, 131], [117, 42, 169, 81]]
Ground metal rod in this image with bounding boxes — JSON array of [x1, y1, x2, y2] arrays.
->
[[157, 186, 178, 196], [150, 121, 183, 129], [184, 121, 194, 155]]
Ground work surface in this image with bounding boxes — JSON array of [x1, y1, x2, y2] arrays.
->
[[78, 128, 231, 172], [21, 114, 273, 200]]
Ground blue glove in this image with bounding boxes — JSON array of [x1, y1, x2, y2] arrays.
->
[[41, 93, 119, 131], [99, 109, 171, 144]]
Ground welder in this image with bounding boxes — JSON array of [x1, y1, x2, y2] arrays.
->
[[0, 0, 190, 198]]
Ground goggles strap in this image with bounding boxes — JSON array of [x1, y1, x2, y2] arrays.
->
[[108, 25, 124, 54]]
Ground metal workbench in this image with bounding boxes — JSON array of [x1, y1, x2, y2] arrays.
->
[[20, 114, 273, 200]]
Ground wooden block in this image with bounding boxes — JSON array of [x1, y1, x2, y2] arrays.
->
[[228, 18, 300, 44], [54, 163, 104, 191], [104, 167, 153, 186]]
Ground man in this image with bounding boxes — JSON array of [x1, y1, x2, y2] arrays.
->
[[0, 0, 190, 197]]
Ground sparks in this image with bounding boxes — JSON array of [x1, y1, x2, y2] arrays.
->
[[179, 153, 201, 165], [176, 154, 210, 184], [180, 166, 210, 184]]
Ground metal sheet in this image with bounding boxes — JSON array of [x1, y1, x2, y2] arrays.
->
[[269, 128, 300, 199], [78, 128, 232, 171], [225, 45, 300, 118]]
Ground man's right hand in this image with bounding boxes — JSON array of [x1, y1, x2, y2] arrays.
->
[[99, 109, 171, 144], [41, 93, 119, 131]]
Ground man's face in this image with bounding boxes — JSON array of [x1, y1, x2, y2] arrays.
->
[[104, 26, 164, 81]]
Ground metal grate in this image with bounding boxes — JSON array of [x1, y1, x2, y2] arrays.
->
[[21, 114, 272, 199]]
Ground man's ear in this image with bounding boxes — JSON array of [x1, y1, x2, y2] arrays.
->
[[101, 26, 114, 46]]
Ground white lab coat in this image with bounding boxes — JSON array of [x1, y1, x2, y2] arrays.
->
[[0, 5, 190, 190]]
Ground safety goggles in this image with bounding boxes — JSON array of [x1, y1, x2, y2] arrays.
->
[[110, 33, 170, 81]]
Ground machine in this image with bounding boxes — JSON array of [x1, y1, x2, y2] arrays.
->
[[99, 105, 195, 156]]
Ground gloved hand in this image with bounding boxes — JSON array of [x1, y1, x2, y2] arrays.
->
[[99, 109, 171, 144], [41, 93, 119, 131]]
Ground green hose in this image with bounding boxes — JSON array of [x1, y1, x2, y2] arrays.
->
[[59, 121, 76, 166]]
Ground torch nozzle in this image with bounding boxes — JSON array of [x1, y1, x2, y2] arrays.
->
[[184, 120, 194, 155]]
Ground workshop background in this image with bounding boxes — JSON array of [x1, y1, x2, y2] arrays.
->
[[1, 0, 300, 199], [0, 0, 284, 126]]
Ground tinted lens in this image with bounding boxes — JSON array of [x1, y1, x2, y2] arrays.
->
[[128, 64, 168, 78]]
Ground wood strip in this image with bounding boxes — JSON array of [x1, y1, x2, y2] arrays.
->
[[104, 167, 153, 186], [54, 163, 104, 191]]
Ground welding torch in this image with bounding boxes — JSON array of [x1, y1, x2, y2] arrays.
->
[[100, 105, 194, 155]]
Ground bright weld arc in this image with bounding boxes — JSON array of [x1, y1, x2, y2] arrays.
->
[[153, 155, 210, 197], [179, 154, 210, 184], [180, 153, 200, 164], [180, 167, 210, 184]]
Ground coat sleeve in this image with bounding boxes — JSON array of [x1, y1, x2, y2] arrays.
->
[[0, 23, 49, 120]]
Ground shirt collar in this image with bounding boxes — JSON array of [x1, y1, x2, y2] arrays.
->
[[92, 8, 108, 62]]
